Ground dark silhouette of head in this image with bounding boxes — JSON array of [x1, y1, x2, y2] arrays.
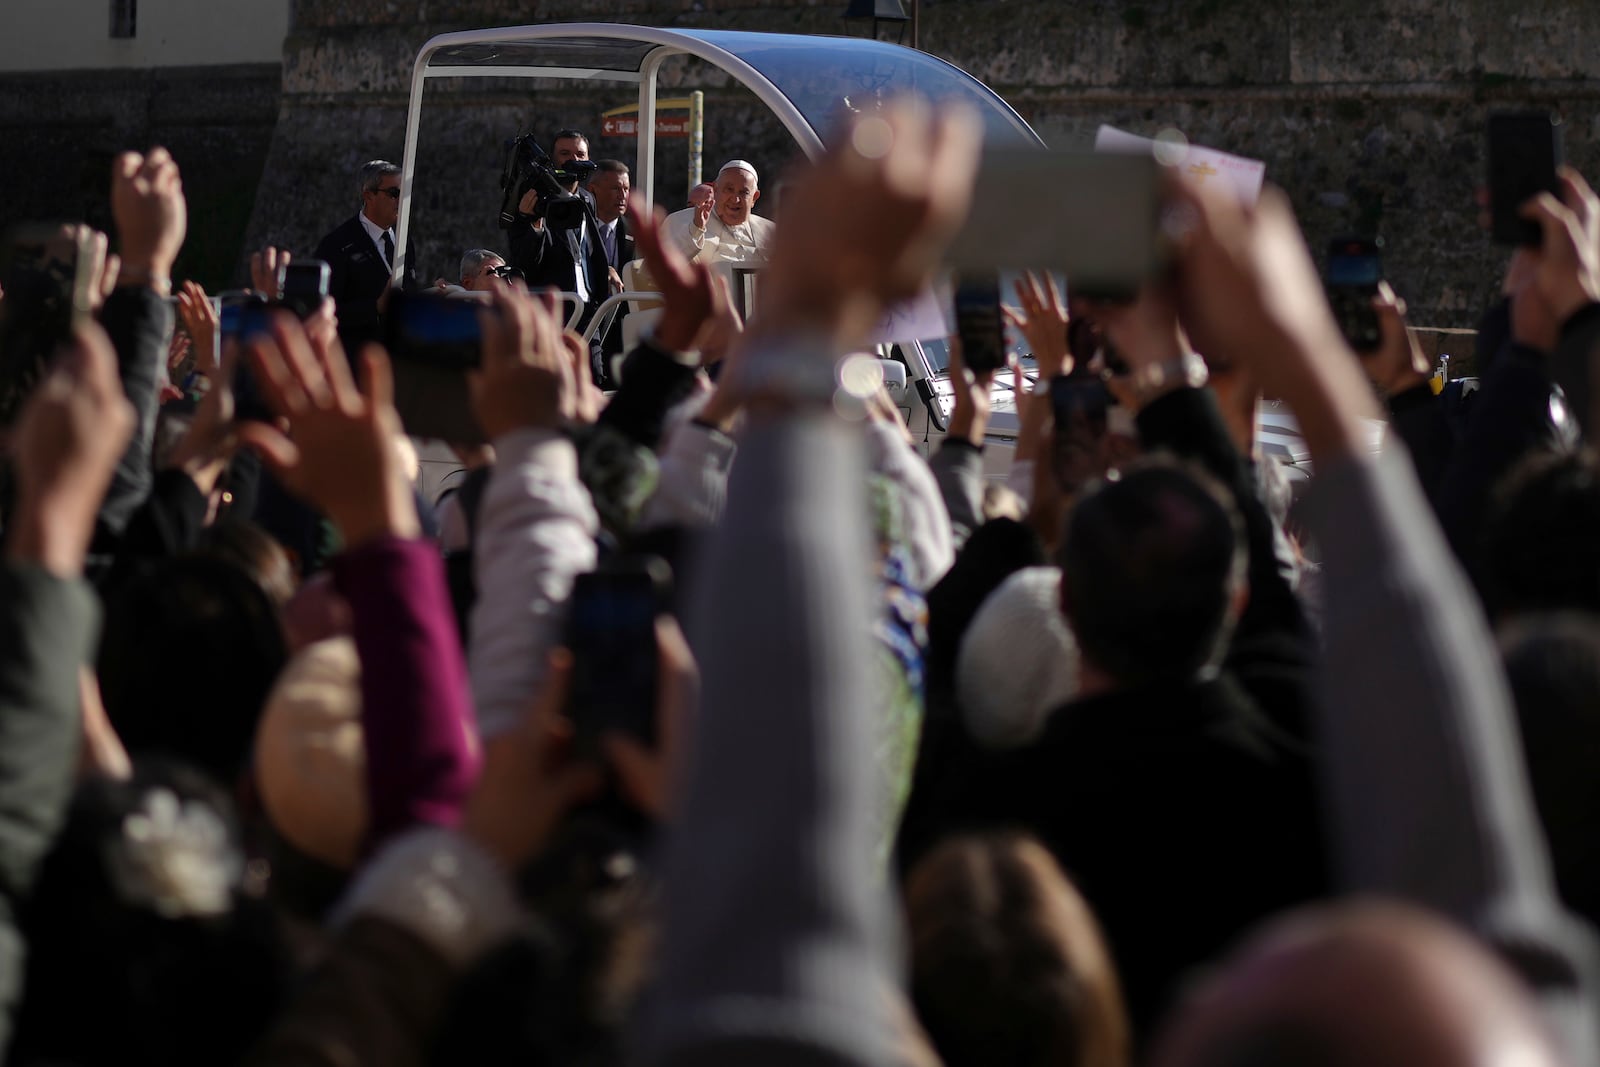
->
[[1059, 460, 1245, 687], [1151, 902, 1560, 1067], [906, 833, 1129, 1067], [98, 555, 288, 786], [1500, 612, 1600, 927], [1482, 449, 1600, 621]]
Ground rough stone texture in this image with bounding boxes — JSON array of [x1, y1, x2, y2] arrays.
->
[[13, 0, 1600, 323], [0, 65, 281, 289]]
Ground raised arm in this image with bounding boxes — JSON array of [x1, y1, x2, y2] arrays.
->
[[0, 322, 135, 1054], [97, 148, 187, 534], [240, 315, 478, 848], [465, 286, 598, 740], [1172, 179, 1600, 1063], [642, 98, 982, 1067]]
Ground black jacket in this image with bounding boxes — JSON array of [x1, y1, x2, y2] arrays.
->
[[506, 198, 610, 319], [98, 286, 171, 535], [313, 214, 417, 355], [953, 673, 1328, 1038]]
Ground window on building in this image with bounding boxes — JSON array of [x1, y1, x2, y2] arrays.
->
[[110, 0, 136, 38]]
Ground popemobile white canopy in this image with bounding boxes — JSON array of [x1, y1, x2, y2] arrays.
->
[[392, 22, 1045, 280]]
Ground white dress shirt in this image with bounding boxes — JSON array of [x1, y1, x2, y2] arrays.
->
[[358, 211, 396, 269]]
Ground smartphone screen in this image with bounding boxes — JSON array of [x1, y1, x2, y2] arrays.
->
[[1488, 112, 1563, 246], [1326, 238, 1383, 354], [277, 259, 331, 317], [219, 296, 277, 423], [385, 290, 484, 369], [0, 225, 96, 426], [953, 272, 1008, 373], [564, 561, 667, 753]]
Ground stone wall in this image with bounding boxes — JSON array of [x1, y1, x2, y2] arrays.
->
[[14, 0, 1598, 324], [0, 64, 281, 290]]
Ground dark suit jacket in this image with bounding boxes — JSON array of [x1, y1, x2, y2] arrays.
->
[[313, 214, 416, 355], [508, 194, 617, 388]]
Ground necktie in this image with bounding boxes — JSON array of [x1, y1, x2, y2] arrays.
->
[[381, 230, 395, 269], [601, 223, 617, 267]]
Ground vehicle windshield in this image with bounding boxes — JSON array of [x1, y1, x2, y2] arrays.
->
[[676, 30, 1038, 148]]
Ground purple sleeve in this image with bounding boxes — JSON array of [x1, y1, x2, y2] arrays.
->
[[332, 536, 481, 849]]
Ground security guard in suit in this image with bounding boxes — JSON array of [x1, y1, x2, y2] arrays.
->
[[313, 159, 419, 354]]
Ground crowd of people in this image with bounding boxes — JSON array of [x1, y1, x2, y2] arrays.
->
[[3, 94, 1600, 1067]]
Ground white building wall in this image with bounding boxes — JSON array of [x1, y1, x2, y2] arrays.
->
[[0, 0, 289, 71]]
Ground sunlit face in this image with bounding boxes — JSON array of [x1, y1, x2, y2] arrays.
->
[[362, 174, 401, 230], [714, 170, 760, 227], [553, 136, 590, 167], [590, 170, 631, 224], [462, 255, 505, 291]]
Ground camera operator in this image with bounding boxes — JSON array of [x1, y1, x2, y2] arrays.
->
[[502, 129, 613, 386]]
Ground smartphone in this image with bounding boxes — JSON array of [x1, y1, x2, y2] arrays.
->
[[277, 259, 331, 318], [382, 290, 487, 443], [218, 294, 277, 423], [1049, 374, 1111, 492], [1488, 112, 1564, 246], [0, 224, 98, 427], [947, 149, 1162, 297], [953, 272, 1008, 373], [1326, 237, 1383, 354], [564, 559, 670, 754]]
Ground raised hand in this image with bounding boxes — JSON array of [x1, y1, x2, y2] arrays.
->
[[111, 148, 186, 289], [693, 197, 713, 232], [629, 193, 725, 354], [562, 330, 604, 425], [174, 279, 219, 377], [469, 283, 574, 438], [68, 226, 120, 311], [1169, 181, 1380, 462], [946, 336, 1000, 446], [760, 96, 983, 347], [164, 342, 239, 493], [237, 315, 419, 548], [1005, 271, 1071, 379], [462, 649, 606, 869], [603, 616, 698, 823], [1361, 281, 1433, 395], [1505, 249, 1561, 354], [1520, 166, 1600, 326], [249, 246, 292, 298], [6, 322, 137, 575]]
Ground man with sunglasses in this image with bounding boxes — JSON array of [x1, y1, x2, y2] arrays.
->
[[314, 158, 419, 353]]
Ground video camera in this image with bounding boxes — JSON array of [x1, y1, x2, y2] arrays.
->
[[498, 133, 598, 232]]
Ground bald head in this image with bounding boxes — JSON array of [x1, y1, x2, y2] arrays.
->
[[688, 183, 715, 210], [1152, 903, 1561, 1067]]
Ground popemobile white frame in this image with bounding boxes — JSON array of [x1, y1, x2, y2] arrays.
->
[[392, 23, 1328, 498], [393, 23, 1058, 497]]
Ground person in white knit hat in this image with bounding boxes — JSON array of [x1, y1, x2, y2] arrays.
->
[[956, 566, 1078, 749], [664, 158, 777, 267]]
